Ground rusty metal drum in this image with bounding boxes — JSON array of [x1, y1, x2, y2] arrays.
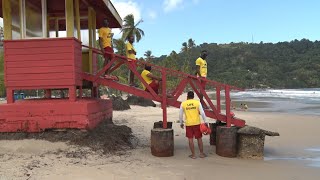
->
[[151, 128, 174, 157], [216, 126, 238, 157]]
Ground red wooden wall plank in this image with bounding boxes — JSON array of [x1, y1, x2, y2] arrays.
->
[[5, 47, 74, 55], [5, 53, 74, 62], [7, 79, 76, 87], [5, 73, 76, 81], [6, 66, 75, 75], [6, 60, 74, 68]]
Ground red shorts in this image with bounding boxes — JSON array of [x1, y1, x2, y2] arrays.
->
[[145, 80, 159, 94], [200, 77, 207, 89], [104, 47, 114, 60], [186, 124, 202, 139]]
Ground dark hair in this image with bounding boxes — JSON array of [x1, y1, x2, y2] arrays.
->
[[145, 65, 152, 71], [127, 35, 134, 41], [187, 91, 194, 99], [201, 50, 208, 56]]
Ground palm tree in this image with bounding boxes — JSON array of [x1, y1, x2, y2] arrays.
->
[[113, 38, 126, 56], [144, 50, 154, 62], [121, 14, 144, 42], [181, 42, 188, 53], [187, 38, 195, 49], [181, 39, 196, 73]]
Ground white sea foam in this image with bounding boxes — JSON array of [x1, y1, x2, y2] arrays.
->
[[231, 88, 320, 101]]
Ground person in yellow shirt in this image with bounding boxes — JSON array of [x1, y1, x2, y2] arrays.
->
[[99, 19, 114, 77], [126, 35, 138, 87], [141, 65, 162, 94], [179, 91, 207, 159], [195, 50, 208, 108]]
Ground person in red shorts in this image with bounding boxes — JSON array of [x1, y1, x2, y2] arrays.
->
[[179, 91, 207, 159], [141, 65, 162, 94], [99, 19, 114, 77]]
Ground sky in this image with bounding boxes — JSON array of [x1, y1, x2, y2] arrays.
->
[[110, 0, 320, 58]]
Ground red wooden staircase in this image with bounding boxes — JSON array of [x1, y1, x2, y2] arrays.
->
[[82, 47, 246, 128]]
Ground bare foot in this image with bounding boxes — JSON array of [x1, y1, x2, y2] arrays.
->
[[199, 153, 207, 158], [188, 155, 196, 159]]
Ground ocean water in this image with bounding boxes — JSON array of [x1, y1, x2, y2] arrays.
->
[[230, 88, 320, 116]]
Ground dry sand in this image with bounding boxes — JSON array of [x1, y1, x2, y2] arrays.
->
[[1, 99, 320, 180]]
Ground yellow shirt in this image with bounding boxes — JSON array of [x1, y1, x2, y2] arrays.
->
[[98, 27, 112, 48], [195, 57, 207, 77], [126, 42, 136, 60], [181, 99, 201, 126], [141, 70, 153, 90]]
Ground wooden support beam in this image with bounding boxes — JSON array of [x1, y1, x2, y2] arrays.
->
[[88, 7, 93, 73], [65, 0, 74, 37], [19, 0, 23, 38], [2, 0, 12, 40], [55, 18, 59, 37], [92, 9, 96, 47], [75, 0, 81, 41]]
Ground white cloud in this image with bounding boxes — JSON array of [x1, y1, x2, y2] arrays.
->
[[163, 0, 184, 12], [148, 10, 157, 20], [111, 0, 141, 21], [192, 0, 200, 4], [110, 0, 142, 38]]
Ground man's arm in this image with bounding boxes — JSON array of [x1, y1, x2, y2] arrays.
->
[[146, 73, 162, 81], [195, 58, 202, 77], [196, 65, 201, 77], [199, 104, 207, 123], [179, 104, 184, 128], [128, 49, 137, 55]]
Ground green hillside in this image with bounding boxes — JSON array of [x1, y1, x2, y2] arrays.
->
[[152, 39, 320, 89]]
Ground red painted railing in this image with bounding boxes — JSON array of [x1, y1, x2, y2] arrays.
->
[[82, 45, 245, 128]]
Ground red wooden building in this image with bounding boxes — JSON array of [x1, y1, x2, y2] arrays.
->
[[0, 0, 122, 132]]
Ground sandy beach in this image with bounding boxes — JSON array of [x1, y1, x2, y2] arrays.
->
[[0, 98, 320, 179]]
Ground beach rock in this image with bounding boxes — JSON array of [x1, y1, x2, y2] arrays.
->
[[110, 96, 131, 111], [237, 126, 280, 159], [126, 95, 156, 107]]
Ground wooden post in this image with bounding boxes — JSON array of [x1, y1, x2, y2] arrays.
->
[[55, 18, 59, 37], [65, 0, 74, 37], [225, 85, 231, 127], [69, 86, 76, 101], [216, 86, 221, 113], [2, 0, 12, 40], [6, 88, 14, 104], [74, 0, 81, 41], [19, 0, 23, 39], [45, 90, 51, 99], [79, 86, 83, 98], [88, 7, 93, 73], [92, 9, 96, 47], [161, 69, 167, 129]]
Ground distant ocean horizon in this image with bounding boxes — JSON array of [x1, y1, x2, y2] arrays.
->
[[230, 88, 320, 116]]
